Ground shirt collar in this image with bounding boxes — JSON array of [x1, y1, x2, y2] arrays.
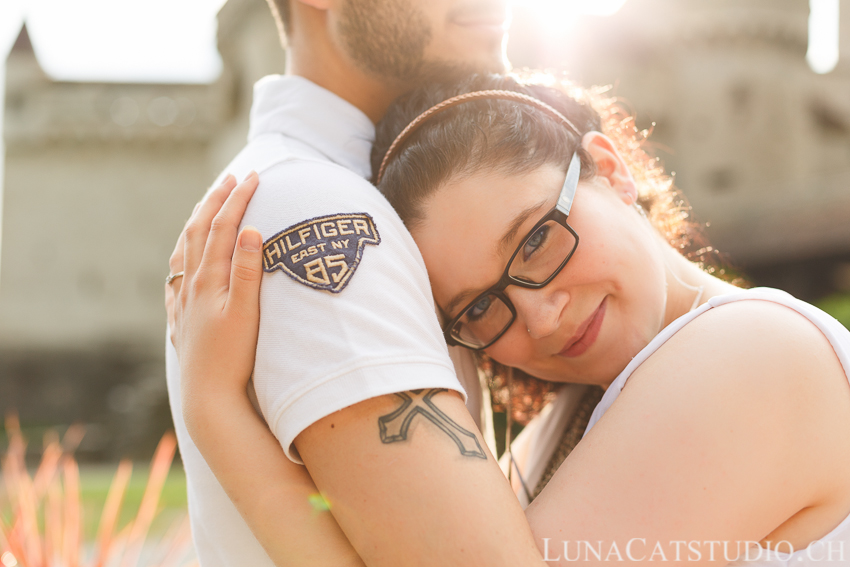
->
[[248, 75, 376, 180]]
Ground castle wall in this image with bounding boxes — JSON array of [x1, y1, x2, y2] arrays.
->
[[0, 0, 282, 457], [1, 0, 848, 456]]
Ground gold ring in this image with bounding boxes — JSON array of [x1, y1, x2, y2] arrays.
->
[[166, 271, 184, 285]]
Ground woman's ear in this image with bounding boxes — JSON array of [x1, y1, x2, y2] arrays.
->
[[581, 132, 638, 205]]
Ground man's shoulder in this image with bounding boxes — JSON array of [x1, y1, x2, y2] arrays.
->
[[223, 135, 373, 191], [217, 136, 383, 220], [259, 158, 375, 195], [244, 159, 389, 225]]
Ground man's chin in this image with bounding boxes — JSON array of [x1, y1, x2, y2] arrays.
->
[[413, 55, 508, 86]]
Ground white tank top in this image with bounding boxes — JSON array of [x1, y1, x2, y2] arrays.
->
[[583, 287, 850, 566]]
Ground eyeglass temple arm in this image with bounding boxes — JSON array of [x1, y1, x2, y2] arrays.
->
[[556, 152, 581, 216]]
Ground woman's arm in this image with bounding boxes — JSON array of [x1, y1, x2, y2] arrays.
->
[[525, 300, 850, 565], [166, 174, 364, 567]]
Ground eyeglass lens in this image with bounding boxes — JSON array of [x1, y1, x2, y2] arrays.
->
[[453, 221, 577, 348], [508, 219, 577, 284]]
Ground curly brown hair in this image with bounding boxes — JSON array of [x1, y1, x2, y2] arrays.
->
[[371, 71, 719, 424]]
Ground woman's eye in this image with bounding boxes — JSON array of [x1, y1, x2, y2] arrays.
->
[[522, 225, 550, 260], [467, 295, 493, 321]]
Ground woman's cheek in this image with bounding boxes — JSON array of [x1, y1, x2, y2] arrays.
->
[[484, 326, 533, 368]]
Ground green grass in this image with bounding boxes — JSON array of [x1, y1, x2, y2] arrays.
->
[[77, 463, 188, 538], [2, 426, 194, 566], [0, 463, 188, 538], [0, 464, 188, 540]]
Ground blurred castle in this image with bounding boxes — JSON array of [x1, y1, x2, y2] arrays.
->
[[1, 0, 848, 458], [0, 0, 284, 457]]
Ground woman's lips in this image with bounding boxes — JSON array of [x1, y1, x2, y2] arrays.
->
[[558, 297, 608, 358]]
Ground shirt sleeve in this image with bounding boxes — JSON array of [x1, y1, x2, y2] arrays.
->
[[241, 159, 466, 463]]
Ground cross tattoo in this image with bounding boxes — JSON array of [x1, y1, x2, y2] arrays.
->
[[378, 389, 487, 459]]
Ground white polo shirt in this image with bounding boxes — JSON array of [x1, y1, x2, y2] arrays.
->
[[165, 75, 475, 567]]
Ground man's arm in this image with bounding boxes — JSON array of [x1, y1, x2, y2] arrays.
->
[[179, 163, 547, 567], [169, 173, 544, 567], [296, 389, 546, 567], [236, 162, 544, 565]]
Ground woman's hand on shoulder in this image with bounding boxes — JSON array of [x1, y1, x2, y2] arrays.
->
[[165, 173, 264, 425]]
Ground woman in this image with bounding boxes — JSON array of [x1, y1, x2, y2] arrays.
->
[[166, 73, 850, 566]]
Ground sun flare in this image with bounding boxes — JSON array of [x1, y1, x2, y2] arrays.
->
[[510, 0, 628, 37]]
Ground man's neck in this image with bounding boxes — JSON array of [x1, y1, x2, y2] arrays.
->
[[286, 34, 403, 125]]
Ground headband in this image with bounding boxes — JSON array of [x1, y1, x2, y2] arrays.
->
[[375, 89, 582, 185]]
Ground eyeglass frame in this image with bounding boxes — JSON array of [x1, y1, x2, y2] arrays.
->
[[442, 151, 582, 351]]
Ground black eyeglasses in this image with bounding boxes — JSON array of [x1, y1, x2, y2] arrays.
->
[[443, 152, 581, 350]]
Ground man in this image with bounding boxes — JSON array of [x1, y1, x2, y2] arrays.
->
[[166, 1, 551, 565]]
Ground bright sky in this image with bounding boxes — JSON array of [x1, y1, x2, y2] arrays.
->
[[808, 0, 841, 74], [4, 0, 227, 83], [0, 0, 842, 84]]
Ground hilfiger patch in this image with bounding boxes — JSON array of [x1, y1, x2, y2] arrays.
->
[[262, 213, 381, 293]]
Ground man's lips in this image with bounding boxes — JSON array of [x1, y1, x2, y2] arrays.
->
[[558, 297, 608, 358], [449, 4, 509, 29], [452, 15, 508, 27]]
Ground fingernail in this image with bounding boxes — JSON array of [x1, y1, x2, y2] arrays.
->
[[244, 171, 257, 181], [192, 202, 201, 215], [225, 174, 236, 184], [240, 228, 261, 251]]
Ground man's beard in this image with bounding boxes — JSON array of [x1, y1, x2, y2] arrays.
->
[[338, 0, 503, 87]]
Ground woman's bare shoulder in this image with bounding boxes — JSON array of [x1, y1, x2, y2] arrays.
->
[[641, 297, 845, 395], [527, 297, 850, 550], [626, 296, 850, 499], [626, 297, 847, 421]]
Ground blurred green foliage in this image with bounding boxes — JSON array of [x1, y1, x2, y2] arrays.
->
[[816, 293, 850, 329], [492, 411, 525, 459]]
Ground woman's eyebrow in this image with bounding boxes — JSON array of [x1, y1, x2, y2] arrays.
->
[[445, 290, 476, 319], [498, 200, 548, 254], [445, 200, 550, 317]]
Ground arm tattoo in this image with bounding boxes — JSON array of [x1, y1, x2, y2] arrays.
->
[[378, 389, 487, 459]]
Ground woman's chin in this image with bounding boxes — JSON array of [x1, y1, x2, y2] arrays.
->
[[489, 299, 657, 387], [516, 338, 636, 387]]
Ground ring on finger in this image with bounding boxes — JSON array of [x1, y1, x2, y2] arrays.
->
[[166, 271, 184, 285]]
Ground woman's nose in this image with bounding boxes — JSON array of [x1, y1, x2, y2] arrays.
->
[[508, 285, 570, 340]]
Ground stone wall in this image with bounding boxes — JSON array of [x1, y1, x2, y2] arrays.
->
[[0, 0, 283, 458], [1, 0, 849, 456]]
